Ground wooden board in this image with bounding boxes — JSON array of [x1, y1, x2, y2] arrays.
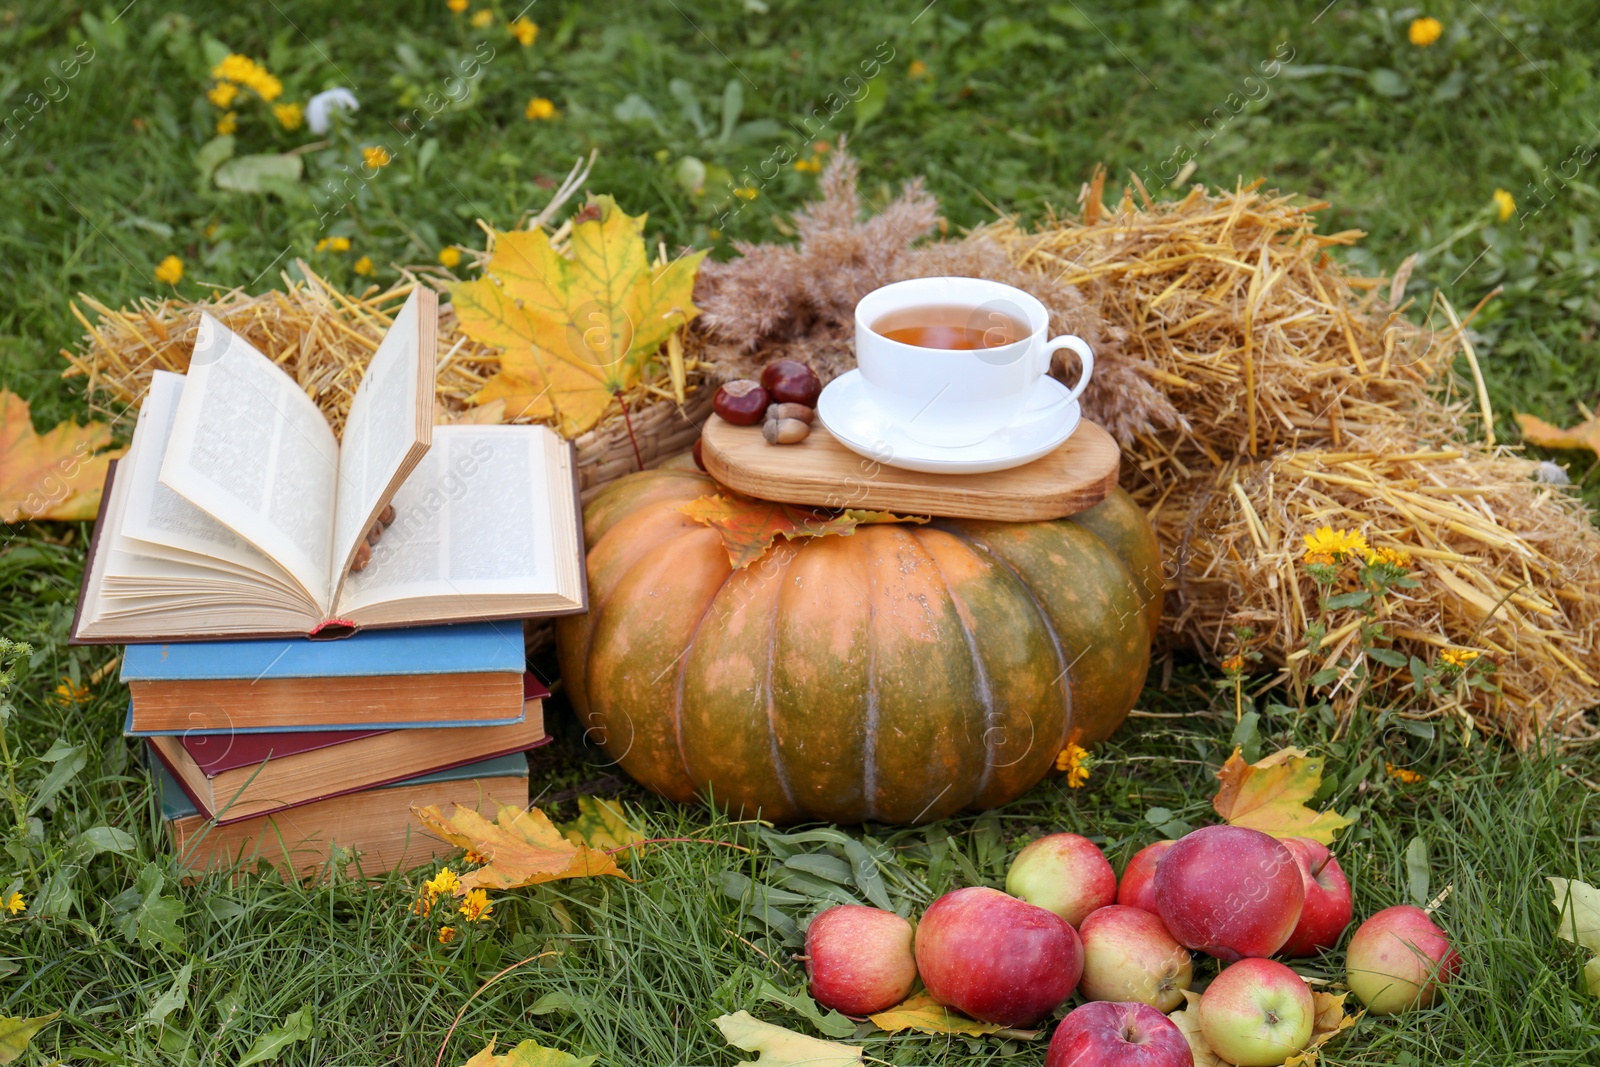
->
[[701, 415, 1121, 521]]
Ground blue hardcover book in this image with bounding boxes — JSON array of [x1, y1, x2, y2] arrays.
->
[[123, 621, 532, 734]]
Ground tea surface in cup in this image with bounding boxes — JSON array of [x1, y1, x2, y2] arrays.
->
[[871, 303, 1030, 352]]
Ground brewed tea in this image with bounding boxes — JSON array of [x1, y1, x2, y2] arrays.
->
[[872, 304, 1030, 350]]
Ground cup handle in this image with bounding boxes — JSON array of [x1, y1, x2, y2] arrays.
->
[[1043, 335, 1095, 404]]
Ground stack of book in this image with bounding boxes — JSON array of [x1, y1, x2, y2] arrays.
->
[[68, 289, 589, 880], [124, 622, 549, 879]]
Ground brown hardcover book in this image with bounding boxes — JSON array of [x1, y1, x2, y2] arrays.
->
[[70, 286, 586, 644], [146, 710, 546, 824], [158, 752, 528, 880]]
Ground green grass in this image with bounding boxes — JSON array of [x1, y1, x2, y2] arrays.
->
[[3, 1, 1600, 1063]]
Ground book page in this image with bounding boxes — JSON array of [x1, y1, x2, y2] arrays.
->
[[160, 314, 339, 608], [327, 287, 435, 599], [334, 426, 557, 614]]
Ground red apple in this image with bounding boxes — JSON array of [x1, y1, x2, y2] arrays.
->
[[1197, 958, 1314, 1067], [1117, 840, 1176, 915], [1046, 1001, 1193, 1067], [804, 905, 917, 1016], [1006, 832, 1118, 926], [1345, 904, 1460, 1015], [915, 886, 1082, 1028], [1154, 825, 1304, 961], [1277, 838, 1353, 958], [1077, 905, 1193, 1011]]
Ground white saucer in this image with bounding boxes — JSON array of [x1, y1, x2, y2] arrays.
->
[[816, 370, 1082, 475]]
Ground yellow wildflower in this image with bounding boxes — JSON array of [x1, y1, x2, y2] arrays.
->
[[448, 0, 468, 11], [908, 59, 929, 78], [1440, 647, 1480, 670], [733, 186, 759, 201], [215, 111, 238, 135], [470, 9, 494, 28], [1409, 16, 1443, 47], [509, 17, 538, 46], [425, 867, 461, 896], [362, 145, 391, 169], [207, 81, 239, 108], [707, 228, 722, 240], [438, 246, 462, 268], [315, 236, 351, 253], [1302, 526, 1370, 564], [211, 54, 258, 83], [463, 849, 489, 865], [438, 925, 457, 943], [3, 892, 24, 915], [1492, 188, 1515, 222], [1364, 545, 1412, 568], [52, 676, 91, 706], [274, 102, 304, 130], [525, 97, 559, 121], [154, 255, 184, 286], [458, 888, 493, 922], [1055, 742, 1090, 789], [794, 158, 821, 173], [249, 71, 282, 101], [1385, 762, 1425, 785], [1220, 653, 1246, 674], [353, 255, 376, 276]]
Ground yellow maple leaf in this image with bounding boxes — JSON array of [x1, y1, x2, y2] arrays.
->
[[1212, 746, 1354, 844], [0, 1012, 61, 1065], [0, 391, 122, 522], [713, 1012, 862, 1067], [868, 993, 1009, 1037], [561, 795, 648, 853], [450, 196, 707, 437], [458, 1039, 596, 1067], [413, 802, 630, 892], [1516, 411, 1600, 456]]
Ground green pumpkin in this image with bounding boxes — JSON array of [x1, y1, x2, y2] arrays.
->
[[556, 469, 1162, 825]]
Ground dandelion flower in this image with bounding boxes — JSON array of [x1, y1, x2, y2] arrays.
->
[[362, 145, 391, 169], [215, 111, 238, 135], [458, 888, 493, 922], [1492, 188, 1515, 222], [1439, 647, 1480, 670], [305, 87, 360, 134], [525, 96, 559, 121], [1055, 742, 1090, 788], [154, 255, 184, 285], [353, 255, 375, 276], [207, 82, 239, 108], [733, 185, 759, 201], [448, 0, 468, 11], [52, 676, 91, 706], [1385, 762, 1425, 784], [908, 59, 928, 78], [1302, 526, 1370, 563], [470, 9, 494, 28], [509, 17, 538, 46], [1409, 16, 1443, 47], [438, 246, 462, 268], [274, 102, 304, 130], [3, 892, 23, 915], [437, 925, 457, 943]]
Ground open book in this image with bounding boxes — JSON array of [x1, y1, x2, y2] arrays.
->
[[72, 288, 585, 642]]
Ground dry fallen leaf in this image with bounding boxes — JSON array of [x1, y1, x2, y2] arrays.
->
[[1212, 746, 1354, 844], [459, 1039, 597, 1067], [1549, 876, 1600, 997], [1169, 991, 1224, 1067], [868, 993, 1008, 1037], [562, 795, 648, 853], [1515, 412, 1600, 457], [1283, 991, 1361, 1067], [413, 802, 629, 892], [0, 1012, 60, 1065], [713, 1012, 862, 1067], [678, 492, 928, 570], [452, 196, 707, 437], [0, 390, 121, 522]]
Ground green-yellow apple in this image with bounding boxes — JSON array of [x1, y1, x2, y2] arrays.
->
[[1154, 825, 1304, 960], [1117, 840, 1175, 915], [1345, 904, 1460, 1014], [1077, 904, 1193, 1011], [915, 886, 1082, 1028], [1006, 832, 1117, 926], [804, 904, 917, 1015], [1197, 958, 1314, 1067], [1046, 1001, 1193, 1067]]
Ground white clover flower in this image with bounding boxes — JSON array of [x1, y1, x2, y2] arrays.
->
[[306, 88, 360, 134]]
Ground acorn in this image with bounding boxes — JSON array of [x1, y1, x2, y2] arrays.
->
[[714, 379, 770, 425], [765, 402, 815, 425], [378, 503, 395, 526], [763, 417, 811, 445], [761, 359, 822, 407]]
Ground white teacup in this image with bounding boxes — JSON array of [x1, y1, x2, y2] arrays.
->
[[854, 277, 1094, 448]]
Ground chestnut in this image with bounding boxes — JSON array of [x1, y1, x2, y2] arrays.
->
[[692, 435, 707, 471], [714, 379, 770, 426], [760, 359, 821, 407], [765, 402, 815, 425], [763, 417, 811, 445]]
